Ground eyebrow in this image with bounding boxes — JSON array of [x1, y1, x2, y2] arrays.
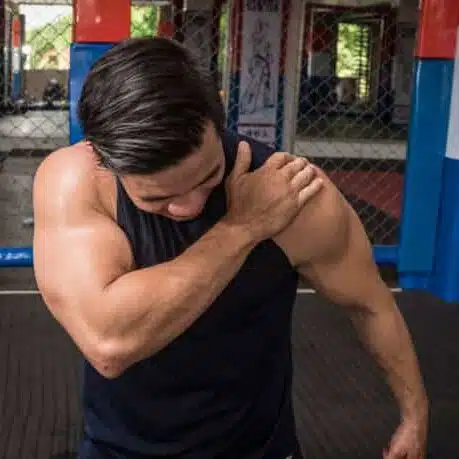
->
[[141, 163, 222, 202]]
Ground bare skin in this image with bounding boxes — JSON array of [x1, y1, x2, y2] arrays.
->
[[34, 124, 428, 459]]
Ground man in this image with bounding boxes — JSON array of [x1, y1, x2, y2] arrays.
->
[[33, 38, 428, 459]]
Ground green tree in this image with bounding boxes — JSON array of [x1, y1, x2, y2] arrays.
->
[[336, 22, 370, 101], [336, 23, 365, 77], [25, 14, 71, 69], [131, 6, 158, 38]]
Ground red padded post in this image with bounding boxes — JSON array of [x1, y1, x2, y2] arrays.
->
[[73, 0, 130, 43], [416, 0, 459, 59]]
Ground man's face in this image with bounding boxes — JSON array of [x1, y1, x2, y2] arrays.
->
[[120, 123, 226, 221]]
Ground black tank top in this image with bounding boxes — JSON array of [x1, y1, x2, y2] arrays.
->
[[81, 130, 299, 458]]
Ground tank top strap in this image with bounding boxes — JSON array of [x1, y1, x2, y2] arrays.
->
[[115, 175, 135, 222]]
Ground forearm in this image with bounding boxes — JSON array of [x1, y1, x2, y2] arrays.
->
[[101, 219, 256, 373], [350, 292, 428, 421]]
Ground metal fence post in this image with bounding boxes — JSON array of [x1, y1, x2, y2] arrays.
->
[[282, 0, 305, 154]]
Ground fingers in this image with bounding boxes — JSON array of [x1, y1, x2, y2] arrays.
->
[[382, 445, 410, 459], [297, 177, 323, 207], [284, 157, 311, 181], [265, 151, 294, 169], [281, 157, 322, 208], [382, 443, 399, 459], [231, 141, 252, 180], [290, 163, 316, 190]]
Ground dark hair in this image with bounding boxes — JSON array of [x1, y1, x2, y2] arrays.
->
[[78, 37, 226, 175]]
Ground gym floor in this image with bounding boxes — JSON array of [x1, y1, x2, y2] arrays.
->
[[0, 289, 458, 459]]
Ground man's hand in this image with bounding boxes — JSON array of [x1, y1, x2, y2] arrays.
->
[[225, 141, 323, 242], [383, 415, 428, 459]]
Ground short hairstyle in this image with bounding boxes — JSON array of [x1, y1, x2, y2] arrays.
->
[[78, 37, 225, 175]]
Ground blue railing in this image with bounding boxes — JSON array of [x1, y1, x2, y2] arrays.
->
[[0, 245, 397, 269], [0, 247, 33, 267]]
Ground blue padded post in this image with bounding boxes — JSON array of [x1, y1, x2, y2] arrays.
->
[[69, 43, 114, 144], [398, 59, 453, 289]]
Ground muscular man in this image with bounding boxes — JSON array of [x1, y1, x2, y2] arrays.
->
[[33, 38, 428, 459]]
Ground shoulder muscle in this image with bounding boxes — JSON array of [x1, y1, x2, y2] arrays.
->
[[274, 167, 350, 266], [33, 145, 133, 305]]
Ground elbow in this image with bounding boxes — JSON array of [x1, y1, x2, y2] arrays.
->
[[94, 362, 126, 380], [41, 293, 135, 380], [90, 339, 132, 380]]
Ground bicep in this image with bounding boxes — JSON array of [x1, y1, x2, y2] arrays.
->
[[277, 168, 387, 309], [34, 216, 133, 311], [299, 204, 384, 308]]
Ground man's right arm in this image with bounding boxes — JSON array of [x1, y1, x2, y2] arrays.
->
[[35, 205, 255, 380], [34, 143, 322, 379]]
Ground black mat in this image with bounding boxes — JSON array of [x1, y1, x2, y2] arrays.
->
[[292, 291, 459, 458], [0, 291, 458, 458]]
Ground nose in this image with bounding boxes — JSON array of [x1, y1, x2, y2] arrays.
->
[[167, 190, 209, 219]]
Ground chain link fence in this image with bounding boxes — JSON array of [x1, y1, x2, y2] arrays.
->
[[0, 0, 418, 248], [0, 3, 71, 157], [0, 1, 163, 159], [294, 3, 415, 246], [215, 0, 418, 248]]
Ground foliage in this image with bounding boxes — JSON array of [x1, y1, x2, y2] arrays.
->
[[336, 22, 370, 101], [336, 23, 368, 78], [25, 14, 71, 69], [131, 6, 158, 38]]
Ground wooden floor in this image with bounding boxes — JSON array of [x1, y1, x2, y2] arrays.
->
[[0, 291, 458, 458]]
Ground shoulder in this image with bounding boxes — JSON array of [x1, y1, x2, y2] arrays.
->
[[221, 129, 277, 171], [274, 168, 351, 266], [33, 143, 114, 222]]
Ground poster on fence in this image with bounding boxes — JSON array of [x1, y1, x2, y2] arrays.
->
[[237, 0, 284, 145]]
